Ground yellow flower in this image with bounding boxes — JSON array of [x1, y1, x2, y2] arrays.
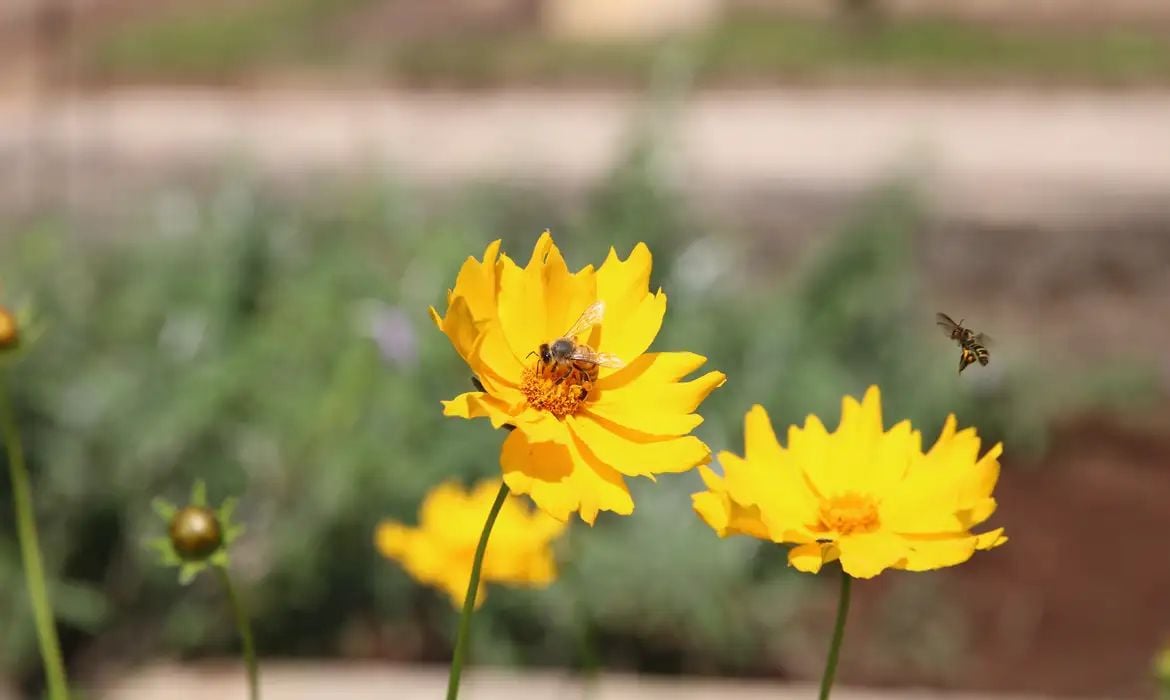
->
[[376, 479, 567, 608], [0, 304, 18, 351], [431, 232, 725, 524], [693, 386, 1007, 579]]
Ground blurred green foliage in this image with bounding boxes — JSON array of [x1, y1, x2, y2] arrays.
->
[[88, 0, 371, 81], [85, 6, 1170, 87], [0, 140, 1158, 689]]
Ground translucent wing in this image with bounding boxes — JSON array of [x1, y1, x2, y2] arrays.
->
[[562, 300, 606, 339], [569, 349, 624, 369], [973, 332, 993, 347], [935, 312, 959, 333]]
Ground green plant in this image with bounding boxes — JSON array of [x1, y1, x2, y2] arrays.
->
[[0, 147, 1156, 688]]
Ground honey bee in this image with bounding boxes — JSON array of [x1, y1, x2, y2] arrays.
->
[[529, 300, 624, 399], [936, 312, 990, 374]]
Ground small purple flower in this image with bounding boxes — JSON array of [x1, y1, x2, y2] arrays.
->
[[359, 301, 418, 368]]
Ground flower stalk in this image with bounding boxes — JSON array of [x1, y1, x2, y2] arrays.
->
[[215, 565, 259, 700], [446, 480, 510, 700], [150, 482, 252, 697], [818, 567, 853, 700], [0, 373, 70, 700]]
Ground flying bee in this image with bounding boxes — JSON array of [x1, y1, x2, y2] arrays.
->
[[528, 300, 624, 400], [936, 312, 990, 374]]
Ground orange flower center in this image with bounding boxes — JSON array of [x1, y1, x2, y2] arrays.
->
[[520, 364, 587, 418], [817, 493, 880, 536]]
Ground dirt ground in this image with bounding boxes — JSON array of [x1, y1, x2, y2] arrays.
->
[[819, 409, 1170, 697], [950, 412, 1170, 697]]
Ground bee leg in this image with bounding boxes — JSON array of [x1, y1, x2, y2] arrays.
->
[[553, 367, 578, 386]]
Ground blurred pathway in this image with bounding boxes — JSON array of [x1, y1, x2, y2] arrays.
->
[[94, 662, 1076, 700], [3, 88, 1170, 223]]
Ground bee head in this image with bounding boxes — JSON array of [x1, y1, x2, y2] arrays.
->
[[535, 343, 552, 364]]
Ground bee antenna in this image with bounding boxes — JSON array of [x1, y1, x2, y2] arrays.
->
[[525, 351, 536, 359]]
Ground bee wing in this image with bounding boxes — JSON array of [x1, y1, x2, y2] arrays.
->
[[567, 348, 625, 369], [592, 352, 626, 369], [973, 332, 993, 347], [562, 300, 605, 339], [935, 311, 959, 331]]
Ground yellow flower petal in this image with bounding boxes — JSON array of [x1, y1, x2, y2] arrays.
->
[[595, 351, 706, 392], [836, 531, 907, 579], [542, 252, 598, 349], [788, 542, 828, 573], [456, 240, 503, 319], [375, 479, 565, 609], [974, 527, 1007, 550], [881, 420, 1003, 535], [441, 391, 518, 430], [804, 387, 886, 497], [500, 423, 574, 484], [692, 491, 732, 534], [374, 521, 411, 560], [496, 232, 597, 363], [433, 295, 480, 366], [725, 407, 821, 540], [785, 413, 833, 498], [567, 413, 711, 478], [691, 465, 771, 539], [502, 426, 634, 525], [475, 324, 527, 387], [595, 243, 666, 367], [898, 533, 979, 572], [587, 363, 725, 436], [431, 240, 503, 363], [897, 528, 1003, 572], [495, 236, 554, 363]]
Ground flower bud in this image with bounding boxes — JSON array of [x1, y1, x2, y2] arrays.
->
[[0, 305, 17, 351], [168, 505, 224, 562]]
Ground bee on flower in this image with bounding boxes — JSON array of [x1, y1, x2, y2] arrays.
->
[[527, 300, 624, 403], [430, 231, 725, 524]]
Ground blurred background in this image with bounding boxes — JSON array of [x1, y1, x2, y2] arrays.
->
[[2, 0, 1170, 697]]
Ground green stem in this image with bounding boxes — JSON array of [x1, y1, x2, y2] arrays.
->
[[215, 565, 259, 700], [0, 374, 70, 700], [446, 481, 509, 700], [818, 567, 853, 700]]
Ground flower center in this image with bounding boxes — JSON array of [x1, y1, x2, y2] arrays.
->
[[520, 364, 588, 418], [817, 493, 880, 536]]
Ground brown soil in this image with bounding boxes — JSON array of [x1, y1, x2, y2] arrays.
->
[[942, 411, 1170, 697]]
